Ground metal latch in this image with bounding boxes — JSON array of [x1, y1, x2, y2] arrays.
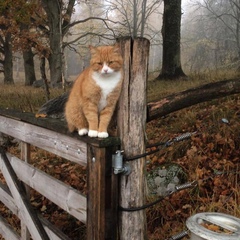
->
[[112, 150, 131, 175]]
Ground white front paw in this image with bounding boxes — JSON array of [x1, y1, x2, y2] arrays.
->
[[78, 128, 88, 136], [98, 132, 109, 138], [88, 130, 98, 137]]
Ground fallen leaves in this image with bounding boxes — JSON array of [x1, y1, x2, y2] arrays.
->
[[146, 95, 240, 239], [1, 95, 240, 240], [35, 113, 47, 118]]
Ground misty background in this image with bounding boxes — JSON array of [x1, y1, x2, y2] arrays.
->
[[2, 0, 239, 83]]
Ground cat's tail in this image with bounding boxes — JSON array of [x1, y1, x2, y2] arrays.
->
[[35, 92, 69, 119]]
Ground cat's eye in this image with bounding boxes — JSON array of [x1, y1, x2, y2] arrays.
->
[[109, 61, 114, 64], [97, 62, 103, 66]]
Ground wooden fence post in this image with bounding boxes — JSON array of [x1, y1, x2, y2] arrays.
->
[[117, 37, 150, 240], [87, 143, 119, 240], [87, 145, 106, 240]]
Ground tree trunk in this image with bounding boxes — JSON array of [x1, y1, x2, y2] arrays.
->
[[3, 33, 14, 84], [41, 0, 63, 86], [156, 0, 186, 80], [23, 48, 36, 86], [47, 32, 62, 87], [117, 38, 149, 240], [20, 22, 37, 86], [40, 57, 50, 101], [147, 78, 240, 121], [37, 77, 240, 129]]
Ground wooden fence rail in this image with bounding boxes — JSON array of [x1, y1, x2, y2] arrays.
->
[[0, 108, 120, 240]]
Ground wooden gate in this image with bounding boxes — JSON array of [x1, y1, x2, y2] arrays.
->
[[0, 108, 120, 240]]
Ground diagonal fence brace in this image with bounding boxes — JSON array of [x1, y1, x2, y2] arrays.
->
[[0, 148, 50, 240]]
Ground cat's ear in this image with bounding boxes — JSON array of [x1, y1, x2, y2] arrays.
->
[[89, 45, 97, 55]]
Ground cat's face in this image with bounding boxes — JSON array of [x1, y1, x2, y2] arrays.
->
[[90, 45, 123, 75]]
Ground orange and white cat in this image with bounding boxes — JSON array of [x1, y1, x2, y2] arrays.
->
[[65, 44, 123, 138]]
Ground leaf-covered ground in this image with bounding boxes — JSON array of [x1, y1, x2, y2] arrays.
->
[[146, 95, 240, 239], [0, 95, 240, 239]]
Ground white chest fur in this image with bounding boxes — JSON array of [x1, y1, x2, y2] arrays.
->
[[92, 71, 122, 111]]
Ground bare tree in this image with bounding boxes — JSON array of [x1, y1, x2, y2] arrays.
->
[[104, 0, 162, 39], [199, 0, 240, 60], [186, 0, 240, 70], [40, 0, 76, 86], [20, 23, 37, 86], [156, 0, 186, 80]]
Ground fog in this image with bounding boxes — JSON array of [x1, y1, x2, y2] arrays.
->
[[11, 0, 240, 81], [181, 0, 240, 74], [67, 0, 240, 78]]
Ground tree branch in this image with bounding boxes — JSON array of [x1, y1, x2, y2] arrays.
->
[[67, 17, 124, 29], [37, 79, 240, 126], [63, 32, 115, 48], [147, 78, 240, 122], [62, 0, 75, 36]]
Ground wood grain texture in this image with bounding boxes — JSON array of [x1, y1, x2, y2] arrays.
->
[[147, 78, 240, 121], [1, 152, 87, 223], [0, 214, 20, 240], [20, 142, 31, 240], [86, 144, 119, 240], [0, 108, 121, 239], [87, 145, 106, 240], [117, 38, 150, 240], [0, 115, 87, 165], [0, 108, 120, 148]]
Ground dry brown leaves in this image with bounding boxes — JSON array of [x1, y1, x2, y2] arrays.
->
[[1, 96, 240, 239], [146, 96, 240, 239]]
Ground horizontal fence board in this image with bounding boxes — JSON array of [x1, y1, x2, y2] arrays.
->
[[0, 115, 87, 166], [0, 183, 71, 240], [0, 214, 20, 240], [0, 109, 120, 148], [0, 153, 87, 223]]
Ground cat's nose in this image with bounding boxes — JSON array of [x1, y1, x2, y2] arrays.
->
[[104, 69, 108, 73]]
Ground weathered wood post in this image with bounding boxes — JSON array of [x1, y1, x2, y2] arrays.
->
[[87, 139, 120, 240], [117, 37, 150, 239], [87, 146, 107, 240]]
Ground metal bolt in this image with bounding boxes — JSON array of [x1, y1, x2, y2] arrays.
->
[[77, 149, 81, 154], [54, 140, 57, 145], [66, 145, 69, 150], [92, 157, 96, 162]]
